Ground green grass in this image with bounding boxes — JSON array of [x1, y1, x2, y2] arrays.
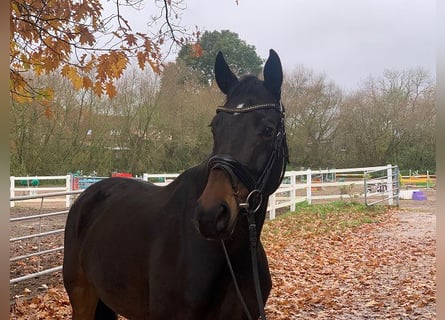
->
[[264, 201, 388, 237]]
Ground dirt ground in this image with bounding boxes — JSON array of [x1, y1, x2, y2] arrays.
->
[[363, 189, 436, 318], [391, 189, 435, 235], [9, 188, 436, 319], [378, 188, 435, 247]]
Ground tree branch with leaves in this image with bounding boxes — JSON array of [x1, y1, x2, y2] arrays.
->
[[10, 0, 195, 109]]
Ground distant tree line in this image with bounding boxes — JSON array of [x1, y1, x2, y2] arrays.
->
[[10, 31, 435, 176]]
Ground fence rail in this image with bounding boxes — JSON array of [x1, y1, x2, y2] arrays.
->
[[10, 175, 73, 208], [10, 165, 400, 285]]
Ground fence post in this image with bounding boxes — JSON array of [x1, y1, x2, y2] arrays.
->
[[306, 169, 312, 204], [290, 172, 296, 212], [363, 171, 368, 205], [269, 193, 276, 220], [10, 176, 15, 207], [65, 174, 72, 208], [394, 166, 400, 207], [426, 170, 430, 188], [387, 164, 393, 206]]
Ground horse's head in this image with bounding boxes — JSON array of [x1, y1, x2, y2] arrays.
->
[[195, 49, 288, 240]]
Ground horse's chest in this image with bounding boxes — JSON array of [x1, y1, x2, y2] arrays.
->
[[150, 275, 246, 319]]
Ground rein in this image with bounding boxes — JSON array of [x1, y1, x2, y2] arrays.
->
[[209, 103, 287, 320]]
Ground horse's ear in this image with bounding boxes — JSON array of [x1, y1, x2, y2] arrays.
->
[[263, 49, 283, 98], [214, 51, 238, 95]]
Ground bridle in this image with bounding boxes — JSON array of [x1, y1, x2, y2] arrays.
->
[[207, 103, 288, 320], [208, 103, 288, 199]]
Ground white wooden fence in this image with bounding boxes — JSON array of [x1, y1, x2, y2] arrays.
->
[[10, 165, 399, 285], [10, 165, 400, 211], [141, 164, 400, 219], [10, 175, 73, 208]]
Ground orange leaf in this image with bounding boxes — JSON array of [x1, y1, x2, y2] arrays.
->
[[93, 81, 103, 97], [79, 29, 95, 46], [83, 76, 93, 89], [44, 105, 53, 119], [125, 33, 138, 46], [192, 43, 203, 58], [105, 81, 117, 98], [136, 52, 147, 69]]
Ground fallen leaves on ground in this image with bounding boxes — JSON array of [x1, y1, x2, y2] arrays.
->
[[10, 202, 436, 319], [11, 288, 71, 320], [262, 203, 436, 319]]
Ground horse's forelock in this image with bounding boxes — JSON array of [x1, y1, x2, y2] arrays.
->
[[224, 76, 276, 109]]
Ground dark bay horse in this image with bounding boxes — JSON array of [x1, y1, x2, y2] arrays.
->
[[63, 49, 288, 320]]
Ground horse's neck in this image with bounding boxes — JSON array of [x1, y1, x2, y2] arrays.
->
[[167, 161, 209, 198]]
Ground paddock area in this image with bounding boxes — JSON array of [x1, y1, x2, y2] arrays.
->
[[10, 188, 435, 319]]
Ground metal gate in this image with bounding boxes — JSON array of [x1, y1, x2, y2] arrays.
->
[[10, 190, 82, 286], [364, 164, 400, 206]]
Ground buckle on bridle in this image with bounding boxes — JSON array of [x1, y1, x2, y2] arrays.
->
[[239, 189, 263, 213]]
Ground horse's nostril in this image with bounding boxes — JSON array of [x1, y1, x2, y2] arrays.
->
[[215, 203, 230, 233]]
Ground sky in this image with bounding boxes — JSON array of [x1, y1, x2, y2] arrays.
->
[[113, 0, 436, 92]]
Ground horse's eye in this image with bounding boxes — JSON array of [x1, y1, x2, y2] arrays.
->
[[262, 127, 275, 138]]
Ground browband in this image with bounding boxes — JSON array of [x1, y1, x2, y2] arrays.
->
[[216, 103, 283, 114]]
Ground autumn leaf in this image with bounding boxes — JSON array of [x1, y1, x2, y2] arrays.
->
[[191, 43, 203, 58], [78, 27, 95, 46], [82, 76, 93, 89], [109, 51, 128, 78], [61, 65, 83, 90], [93, 81, 103, 97], [125, 33, 137, 47], [137, 51, 147, 70], [105, 81, 117, 98]]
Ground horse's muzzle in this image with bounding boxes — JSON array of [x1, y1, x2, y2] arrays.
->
[[194, 201, 232, 239], [194, 168, 244, 240]]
